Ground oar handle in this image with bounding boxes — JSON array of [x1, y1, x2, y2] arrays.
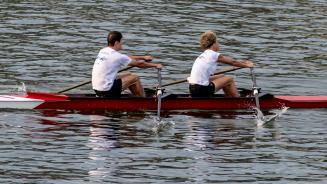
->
[[56, 66, 134, 94]]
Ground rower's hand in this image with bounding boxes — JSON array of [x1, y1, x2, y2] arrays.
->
[[156, 64, 163, 69], [243, 60, 254, 68], [144, 56, 153, 62]]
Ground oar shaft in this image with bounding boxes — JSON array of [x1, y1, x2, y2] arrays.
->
[[251, 67, 257, 87], [161, 66, 242, 87], [156, 68, 162, 120], [250, 68, 260, 109], [56, 80, 91, 94], [56, 66, 134, 94]]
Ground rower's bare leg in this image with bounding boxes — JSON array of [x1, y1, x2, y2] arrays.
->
[[117, 72, 131, 93], [210, 75, 239, 97], [119, 73, 145, 97], [117, 72, 131, 79]]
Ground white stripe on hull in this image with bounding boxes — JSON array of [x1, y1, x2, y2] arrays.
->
[[0, 95, 44, 109]]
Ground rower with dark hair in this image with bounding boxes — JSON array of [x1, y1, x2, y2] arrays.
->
[[188, 31, 254, 97], [92, 31, 162, 97]]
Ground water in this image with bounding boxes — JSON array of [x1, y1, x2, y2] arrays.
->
[[0, 1, 326, 183]]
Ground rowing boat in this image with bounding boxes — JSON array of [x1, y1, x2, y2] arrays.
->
[[1, 89, 326, 110], [1, 68, 326, 111]]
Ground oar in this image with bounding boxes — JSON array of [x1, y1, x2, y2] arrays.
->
[[161, 66, 242, 87], [56, 66, 134, 94], [250, 67, 260, 109], [250, 67, 266, 123], [156, 68, 163, 120]]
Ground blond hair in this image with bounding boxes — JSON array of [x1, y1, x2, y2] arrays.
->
[[200, 31, 217, 50]]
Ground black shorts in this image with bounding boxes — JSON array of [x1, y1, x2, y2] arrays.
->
[[189, 82, 215, 97], [94, 79, 122, 97]]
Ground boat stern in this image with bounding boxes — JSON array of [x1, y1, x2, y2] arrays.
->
[[0, 95, 44, 109]]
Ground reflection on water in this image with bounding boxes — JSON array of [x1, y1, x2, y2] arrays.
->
[[0, 0, 326, 183], [0, 108, 326, 183]]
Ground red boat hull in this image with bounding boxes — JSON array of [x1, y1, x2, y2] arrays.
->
[[26, 92, 327, 110]]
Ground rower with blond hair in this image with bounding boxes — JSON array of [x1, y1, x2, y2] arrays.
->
[[187, 31, 254, 97]]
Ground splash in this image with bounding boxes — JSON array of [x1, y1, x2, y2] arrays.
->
[[254, 107, 289, 127], [151, 117, 175, 134], [12, 82, 27, 95]]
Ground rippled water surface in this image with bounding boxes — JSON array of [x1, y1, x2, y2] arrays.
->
[[0, 1, 326, 183]]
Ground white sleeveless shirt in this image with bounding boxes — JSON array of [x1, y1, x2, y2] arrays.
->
[[187, 49, 220, 86], [92, 47, 132, 91]]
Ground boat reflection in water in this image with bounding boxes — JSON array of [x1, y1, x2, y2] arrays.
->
[[30, 108, 285, 180]]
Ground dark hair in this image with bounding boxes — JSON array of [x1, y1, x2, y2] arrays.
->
[[107, 31, 122, 46]]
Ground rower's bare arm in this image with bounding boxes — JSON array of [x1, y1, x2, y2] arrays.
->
[[218, 55, 254, 68], [130, 56, 153, 62], [129, 60, 162, 69]]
